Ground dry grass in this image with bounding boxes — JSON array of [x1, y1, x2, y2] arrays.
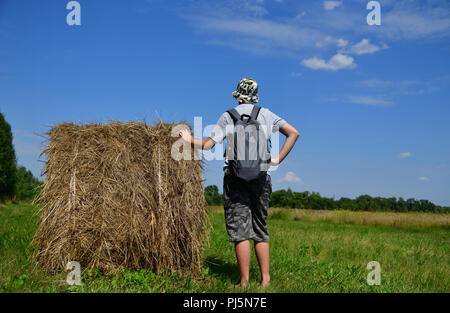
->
[[33, 121, 208, 275], [207, 206, 450, 228], [287, 209, 449, 228]]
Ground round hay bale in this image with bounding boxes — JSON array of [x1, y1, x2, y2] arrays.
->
[[33, 121, 208, 275]]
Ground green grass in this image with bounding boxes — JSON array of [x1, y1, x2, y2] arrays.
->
[[0, 202, 449, 292]]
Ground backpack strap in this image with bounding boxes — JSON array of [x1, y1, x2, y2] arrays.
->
[[226, 109, 241, 123], [250, 105, 261, 121]]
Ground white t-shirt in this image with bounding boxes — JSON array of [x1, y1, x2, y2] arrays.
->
[[209, 103, 287, 170]]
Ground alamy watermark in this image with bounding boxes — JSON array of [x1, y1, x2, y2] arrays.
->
[[66, 261, 82, 286], [66, 1, 81, 26], [367, 1, 381, 26], [366, 261, 381, 285]]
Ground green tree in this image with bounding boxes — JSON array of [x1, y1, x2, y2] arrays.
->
[[269, 189, 287, 208], [0, 112, 16, 200], [254, 186, 448, 213], [204, 185, 223, 205], [15, 166, 42, 200]]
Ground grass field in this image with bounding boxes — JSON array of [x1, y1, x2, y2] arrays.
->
[[0, 202, 449, 293]]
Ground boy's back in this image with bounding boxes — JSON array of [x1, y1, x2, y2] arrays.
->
[[210, 103, 287, 159], [179, 77, 300, 288]]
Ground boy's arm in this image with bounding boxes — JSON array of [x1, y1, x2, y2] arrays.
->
[[179, 129, 215, 150], [271, 122, 299, 165]]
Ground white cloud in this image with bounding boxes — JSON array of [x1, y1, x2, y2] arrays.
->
[[323, 1, 342, 11], [349, 96, 392, 107], [336, 38, 348, 47], [339, 38, 388, 55], [184, 0, 450, 58], [302, 53, 356, 71], [418, 176, 431, 181], [382, 9, 450, 40], [356, 79, 393, 88], [278, 171, 302, 183], [193, 16, 324, 53], [318, 1, 450, 40], [315, 36, 348, 48], [295, 11, 306, 18], [241, 0, 268, 17], [355, 78, 443, 96], [185, 0, 450, 53], [398, 152, 411, 158]]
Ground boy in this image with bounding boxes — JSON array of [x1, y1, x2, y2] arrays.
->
[[180, 78, 299, 288]]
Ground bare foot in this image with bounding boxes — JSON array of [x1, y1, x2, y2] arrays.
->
[[234, 279, 249, 289], [261, 279, 270, 288]]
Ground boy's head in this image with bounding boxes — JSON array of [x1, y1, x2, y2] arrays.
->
[[232, 78, 259, 104]]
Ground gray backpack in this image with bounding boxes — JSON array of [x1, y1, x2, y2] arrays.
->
[[225, 105, 271, 181]]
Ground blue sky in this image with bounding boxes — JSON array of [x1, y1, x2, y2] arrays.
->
[[1, 0, 449, 205]]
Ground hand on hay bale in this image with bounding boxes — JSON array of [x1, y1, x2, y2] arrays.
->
[[179, 129, 192, 142], [179, 129, 215, 151]]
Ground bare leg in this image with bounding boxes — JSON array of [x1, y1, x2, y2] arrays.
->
[[234, 240, 251, 288], [254, 241, 270, 287]]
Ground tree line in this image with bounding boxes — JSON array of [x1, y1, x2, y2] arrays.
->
[[205, 185, 450, 213], [0, 112, 42, 202]]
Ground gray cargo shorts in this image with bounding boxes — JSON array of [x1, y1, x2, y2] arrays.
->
[[223, 171, 272, 243]]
